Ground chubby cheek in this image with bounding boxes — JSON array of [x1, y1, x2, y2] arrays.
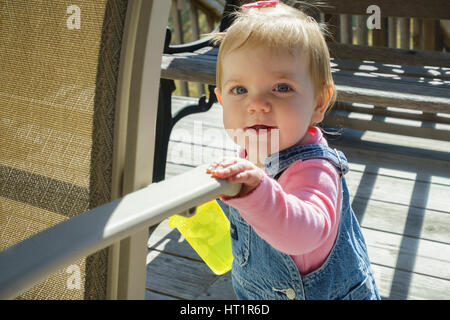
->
[[222, 106, 242, 130], [278, 115, 309, 148]]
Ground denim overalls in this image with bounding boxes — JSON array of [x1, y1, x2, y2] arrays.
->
[[218, 144, 380, 300]]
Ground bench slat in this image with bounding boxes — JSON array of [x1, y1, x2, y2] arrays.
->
[[324, 109, 450, 141], [328, 43, 450, 68], [311, 0, 450, 20], [331, 59, 450, 81], [161, 53, 450, 114]]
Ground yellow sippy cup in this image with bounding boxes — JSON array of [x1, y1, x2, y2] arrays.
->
[[168, 200, 233, 275]]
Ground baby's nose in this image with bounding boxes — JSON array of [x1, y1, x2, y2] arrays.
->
[[247, 95, 271, 113]]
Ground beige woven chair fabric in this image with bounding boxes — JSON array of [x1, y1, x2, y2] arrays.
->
[[0, 0, 128, 299]]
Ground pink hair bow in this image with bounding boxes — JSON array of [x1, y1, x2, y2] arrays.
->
[[242, 0, 279, 10]]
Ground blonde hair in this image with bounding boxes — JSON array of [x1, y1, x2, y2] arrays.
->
[[213, 2, 336, 112]]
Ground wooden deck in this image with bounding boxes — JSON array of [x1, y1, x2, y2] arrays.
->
[[145, 95, 450, 300]]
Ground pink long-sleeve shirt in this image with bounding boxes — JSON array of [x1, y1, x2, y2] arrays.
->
[[222, 127, 342, 275]]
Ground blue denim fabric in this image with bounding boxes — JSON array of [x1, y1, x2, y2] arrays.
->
[[218, 144, 380, 300]]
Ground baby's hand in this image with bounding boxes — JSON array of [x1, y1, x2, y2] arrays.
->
[[206, 157, 264, 198]]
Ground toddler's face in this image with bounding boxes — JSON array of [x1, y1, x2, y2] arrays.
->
[[215, 45, 327, 163]]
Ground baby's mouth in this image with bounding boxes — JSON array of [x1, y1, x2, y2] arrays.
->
[[244, 125, 277, 133]]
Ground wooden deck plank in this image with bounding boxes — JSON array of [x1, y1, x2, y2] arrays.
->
[[372, 264, 449, 300], [344, 170, 449, 213], [146, 249, 219, 300], [364, 228, 450, 279], [352, 197, 450, 244], [146, 95, 450, 300]]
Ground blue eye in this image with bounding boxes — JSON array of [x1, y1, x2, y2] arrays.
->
[[275, 84, 291, 92], [231, 86, 247, 95]]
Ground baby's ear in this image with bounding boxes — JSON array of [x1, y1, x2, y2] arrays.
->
[[214, 87, 223, 105], [311, 86, 333, 124]]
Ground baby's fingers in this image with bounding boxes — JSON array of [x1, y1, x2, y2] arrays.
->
[[210, 162, 245, 179], [207, 157, 236, 172]]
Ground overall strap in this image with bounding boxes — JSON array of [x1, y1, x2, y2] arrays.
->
[[268, 144, 350, 180]]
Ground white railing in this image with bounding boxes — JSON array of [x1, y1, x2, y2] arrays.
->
[[0, 164, 241, 299]]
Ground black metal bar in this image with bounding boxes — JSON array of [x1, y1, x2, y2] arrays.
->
[[153, 78, 176, 183]]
